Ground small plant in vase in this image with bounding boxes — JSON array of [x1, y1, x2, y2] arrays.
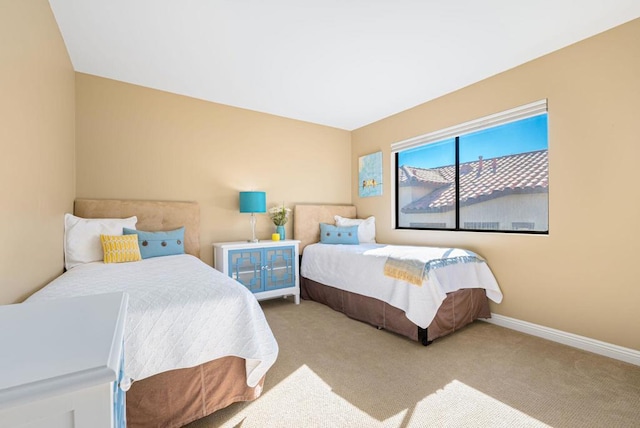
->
[[269, 204, 291, 240]]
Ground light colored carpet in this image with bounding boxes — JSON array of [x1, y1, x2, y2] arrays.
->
[[187, 298, 640, 428]]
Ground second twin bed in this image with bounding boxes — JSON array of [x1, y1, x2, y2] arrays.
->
[[294, 204, 503, 345]]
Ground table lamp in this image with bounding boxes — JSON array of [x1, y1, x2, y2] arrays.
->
[[239, 191, 266, 243]]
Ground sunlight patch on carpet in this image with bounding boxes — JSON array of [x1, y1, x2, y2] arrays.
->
[[219, 367, 550, 427], [219, 364, 407, 427], [407, 380, 551, 427]]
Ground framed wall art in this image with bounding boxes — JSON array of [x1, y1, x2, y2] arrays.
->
[[358, 151, 383, 198]]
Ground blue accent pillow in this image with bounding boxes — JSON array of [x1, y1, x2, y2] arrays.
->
[[123, 227, 185, 259], [319, 223, 359, 245]]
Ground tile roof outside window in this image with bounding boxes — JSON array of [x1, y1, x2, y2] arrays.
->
[[398, 166, 451, 186], [401, 149, 548, 213]]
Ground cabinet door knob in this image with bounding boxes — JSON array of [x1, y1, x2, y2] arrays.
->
[[119, 377, 132, 391]]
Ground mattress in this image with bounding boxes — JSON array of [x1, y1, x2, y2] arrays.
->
[[301, 243, 502, 328], [26, 254, 278, 388]]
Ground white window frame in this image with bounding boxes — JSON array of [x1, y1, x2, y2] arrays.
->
[[390, 99, 548, 232]]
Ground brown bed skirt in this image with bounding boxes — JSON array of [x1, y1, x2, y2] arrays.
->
[[126, 356, 264, 428], [301, 276, 491, 343]]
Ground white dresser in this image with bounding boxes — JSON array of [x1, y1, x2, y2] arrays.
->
[[0, 292, 128, 428]]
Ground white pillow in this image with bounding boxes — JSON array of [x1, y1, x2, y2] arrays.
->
[[64, 213, 137, 270], [334, 215, 376, 243]]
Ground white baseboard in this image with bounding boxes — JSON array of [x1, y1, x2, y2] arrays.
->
[[482, 314, 640, 366]]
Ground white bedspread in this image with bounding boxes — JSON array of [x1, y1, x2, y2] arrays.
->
[[301, 243, 503, 328], [26, 255, 278, 387]]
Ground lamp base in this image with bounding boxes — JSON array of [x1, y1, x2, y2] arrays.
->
[[247, 213, 259, 243]]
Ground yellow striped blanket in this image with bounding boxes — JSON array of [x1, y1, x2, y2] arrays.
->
[[380, 246, 485, 286]]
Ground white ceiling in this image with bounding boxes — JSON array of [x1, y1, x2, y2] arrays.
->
[[49, 1, 639, 130]]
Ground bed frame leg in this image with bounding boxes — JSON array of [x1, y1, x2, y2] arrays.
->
[[418, 327, 432, 346]]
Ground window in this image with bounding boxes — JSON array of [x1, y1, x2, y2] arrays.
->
[[392, 100, 548, 234]]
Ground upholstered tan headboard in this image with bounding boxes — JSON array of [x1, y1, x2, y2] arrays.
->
[[293, 204, 357, 253], [74, 199, 201, 258]]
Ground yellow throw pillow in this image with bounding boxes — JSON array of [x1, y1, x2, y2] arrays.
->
[[100, 234, 142, 264]]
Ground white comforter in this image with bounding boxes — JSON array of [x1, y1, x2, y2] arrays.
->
[[26, 254, 278, 387], [301, 243, 503, 328]]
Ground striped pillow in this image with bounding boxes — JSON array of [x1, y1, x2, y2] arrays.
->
[[100, 234, 142, 264]]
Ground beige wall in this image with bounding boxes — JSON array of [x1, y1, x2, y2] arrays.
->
[[0, 0, 75, 304], [75, 74, 351, 264], [3, 0, 636, 352], [352, 19, 640, 350]]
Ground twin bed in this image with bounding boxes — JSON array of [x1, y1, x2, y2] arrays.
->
[[294, 204, 503, 345], [26, 199, 278, 428], [25, 200, 502, 427]]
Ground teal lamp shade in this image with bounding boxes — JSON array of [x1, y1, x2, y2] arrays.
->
[[239, 191, 266, 242], [239, 191, 266, 213]]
